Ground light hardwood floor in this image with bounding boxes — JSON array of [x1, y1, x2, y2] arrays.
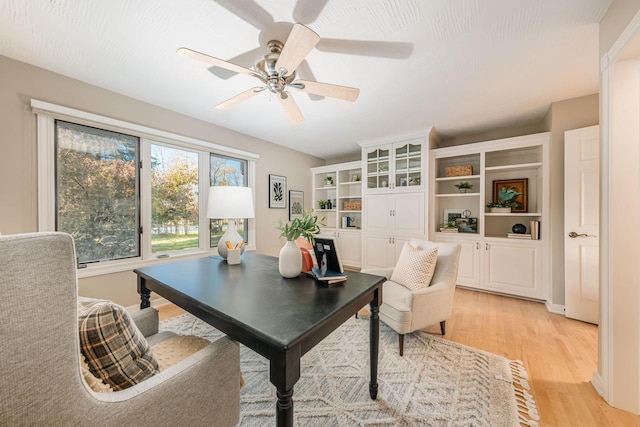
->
[[157, 287, 640, 426]]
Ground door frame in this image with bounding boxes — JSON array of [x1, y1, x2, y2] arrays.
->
[[598, 8, 640, 413]]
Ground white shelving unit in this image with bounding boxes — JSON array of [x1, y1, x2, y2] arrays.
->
[[311, 161, 363, 268], [429, 132, 550, 300]]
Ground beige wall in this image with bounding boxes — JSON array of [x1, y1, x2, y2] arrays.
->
[[600, 0, 640, 57], [0, 55, 324, 307], [543, 94, 600, 305]]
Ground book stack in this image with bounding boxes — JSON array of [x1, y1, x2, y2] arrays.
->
[[507, 233, 532, 239], [530, 220, 540, 240], [439, 228, 459, 233]]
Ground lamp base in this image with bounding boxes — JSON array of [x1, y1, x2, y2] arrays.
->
[[217, 221, 245, 260]]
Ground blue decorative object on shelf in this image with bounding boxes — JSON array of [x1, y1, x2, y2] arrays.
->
[[512, 223, 527, 234]]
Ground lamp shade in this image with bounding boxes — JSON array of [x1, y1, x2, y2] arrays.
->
[[207, 186, 255, 219]]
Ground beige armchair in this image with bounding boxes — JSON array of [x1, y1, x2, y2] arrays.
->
[[0, 232, 241, 426], [363, 239, 461, 356]]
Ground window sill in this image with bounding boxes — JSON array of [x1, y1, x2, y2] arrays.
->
[[76, 246, 256, 279]]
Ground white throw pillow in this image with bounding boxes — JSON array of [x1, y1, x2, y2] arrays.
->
[[390, 242, 438, 291]]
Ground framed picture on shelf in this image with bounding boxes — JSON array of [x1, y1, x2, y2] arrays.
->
[[456, 217, 478, 233], [269, 174, 286, 209], [443, 208, 466, 223], [493, 178, 528, 213], [288, 190, 304, 220]]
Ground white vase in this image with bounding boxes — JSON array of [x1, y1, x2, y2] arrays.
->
[[279, 240, 302, 278]]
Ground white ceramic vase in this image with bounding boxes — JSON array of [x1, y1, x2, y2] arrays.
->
[[279, 240, 302, 278]]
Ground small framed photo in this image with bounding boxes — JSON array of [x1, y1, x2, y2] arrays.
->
[[457, 217, 478, 233], [269, 174, 286, 209], [289, 190, 304, 220], [444, 208, 466, 223]]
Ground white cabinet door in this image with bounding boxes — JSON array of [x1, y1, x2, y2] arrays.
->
[[363, 235, 392, 269], [393, 193, 425, 235], [435, 235, 481, 288], [363, 195, 392, 234], [393, 237, 411, 264], [336, 231, 361, 268], [484, 241, 542, 299]]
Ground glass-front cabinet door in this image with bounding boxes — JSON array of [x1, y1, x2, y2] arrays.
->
[[365, 147, 390, 190], [393, 141, 422, 189]]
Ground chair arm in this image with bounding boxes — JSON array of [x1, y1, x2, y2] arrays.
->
[[361, 267, 394, 281], [129, 307, 159, 338], [88, 336, 241, 426]]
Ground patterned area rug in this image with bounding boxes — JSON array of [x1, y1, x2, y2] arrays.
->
[[161, 314, 539, 426]]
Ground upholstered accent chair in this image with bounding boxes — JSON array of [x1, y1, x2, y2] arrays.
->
[[363, 239, 461, 356], [0, 232, 241, 426]]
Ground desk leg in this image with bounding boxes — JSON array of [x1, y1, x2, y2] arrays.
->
[[137, 276, 151, 309], [270, 347, 301, 427], [369, 288, 380, 399]]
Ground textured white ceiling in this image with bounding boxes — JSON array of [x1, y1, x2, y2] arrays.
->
[[0, 0, 611, 159]]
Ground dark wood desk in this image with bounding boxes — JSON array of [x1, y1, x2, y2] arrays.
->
[[134, 253, 384, 427]]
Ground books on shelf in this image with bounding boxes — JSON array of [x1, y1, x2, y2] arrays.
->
[[507, 233, 532, 239]]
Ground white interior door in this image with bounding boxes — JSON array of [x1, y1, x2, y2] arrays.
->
[[564, 125, 599, 324]]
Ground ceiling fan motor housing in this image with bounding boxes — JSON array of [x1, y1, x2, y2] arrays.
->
[[255, 40, 295, 94]]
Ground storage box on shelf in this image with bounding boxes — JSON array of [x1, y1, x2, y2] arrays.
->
[[311, 161, 363, 268], [429, 132, 549, 300]]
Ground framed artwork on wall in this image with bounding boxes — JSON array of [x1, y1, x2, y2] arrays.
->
[[269, 174, 286, 209], [289, 190, 304, 220]]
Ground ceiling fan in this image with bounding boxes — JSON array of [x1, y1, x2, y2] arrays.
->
[[177, 23, 360, 125]]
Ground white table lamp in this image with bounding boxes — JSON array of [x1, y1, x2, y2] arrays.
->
[[207, 186, 255, 261]]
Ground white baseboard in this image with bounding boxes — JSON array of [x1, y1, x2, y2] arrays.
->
[[591, 371, 604, 398], [126, 297, 170, 313], [545, 300, 565, 315]]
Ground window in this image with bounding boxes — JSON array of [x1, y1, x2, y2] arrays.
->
[[210, 153, 248, 247], [55, 121, 140, 263], [35, 99, 259, 277], [151, 144, 199, 253]]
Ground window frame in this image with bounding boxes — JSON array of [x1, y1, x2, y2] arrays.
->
[[34, 99, 259, 278]]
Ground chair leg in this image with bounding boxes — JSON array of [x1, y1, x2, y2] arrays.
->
[[398, 334, 404, 356], [440, 321, 446, 335]]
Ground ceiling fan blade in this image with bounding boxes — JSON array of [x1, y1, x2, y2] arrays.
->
[[293, 0, 329, 24], [275, 24, 320, 76], [177, 47, 256, 76], [295, 60, 324, 101], [215, 87, 263, 110], [208, 47, 263, 80], [213, 0, 273, 30], [279, 92, 304, 125], [317, 39, 413, 59], [293, 80, 360, 102]]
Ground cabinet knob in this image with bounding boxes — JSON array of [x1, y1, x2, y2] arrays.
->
[[476, 242, 479, 250], [485, 243, 489, 250]]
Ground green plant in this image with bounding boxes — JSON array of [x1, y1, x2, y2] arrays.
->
[[486, 186, 521, 208], [318, 200, 327, 209], [277, 210, 325, 243], [441, 219, 458, 229], [455, 181, 473, 190], [324, 176, 334, 185]]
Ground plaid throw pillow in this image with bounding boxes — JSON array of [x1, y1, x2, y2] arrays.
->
[[78, 298, 158, 391], [390, 242, 438, 291]]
